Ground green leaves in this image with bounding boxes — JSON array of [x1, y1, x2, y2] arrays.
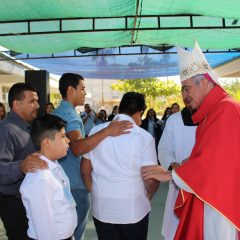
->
[[112, 78, 180, 99], [111, 78, 182, 115], [220, 79, 240, 101]]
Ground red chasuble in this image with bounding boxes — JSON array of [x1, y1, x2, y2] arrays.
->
[[174, 85, 240, 240]]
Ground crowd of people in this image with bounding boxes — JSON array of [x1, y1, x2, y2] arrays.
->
[[1, 41, 240, 240], [78, 103, 181, 148]]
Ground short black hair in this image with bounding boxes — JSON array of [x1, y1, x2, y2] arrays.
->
[[45, 102, 54, 107], [31, 115, 66, 151], [119, 92, 146, 116], [171, 103, 180, 108], [59, 73, 84, 98], [113, 105, 118, 111], [8, 83, 37, 109]]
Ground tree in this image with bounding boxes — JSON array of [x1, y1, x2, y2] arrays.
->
[[220, 78, 240, 101], [111, 78, 182, 115]]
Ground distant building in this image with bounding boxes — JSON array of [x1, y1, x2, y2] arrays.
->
[[0, 53, 123, 115], [83, 78, 123, 114], [0, 52, 60, 112]]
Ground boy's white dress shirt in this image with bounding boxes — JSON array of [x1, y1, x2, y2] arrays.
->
[[20, 155, 77, 240]]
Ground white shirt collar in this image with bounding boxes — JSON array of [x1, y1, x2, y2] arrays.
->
[[113, 113, 136, 125], [39, 155, 58, 171]]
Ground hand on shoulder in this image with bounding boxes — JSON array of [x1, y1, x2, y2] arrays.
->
[[20, 152, 48, 174], [105, 118, 133, 136]]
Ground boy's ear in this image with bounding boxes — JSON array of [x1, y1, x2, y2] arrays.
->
[[41, 137, 51, 148]]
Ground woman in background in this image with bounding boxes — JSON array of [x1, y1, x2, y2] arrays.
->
[[0, 102, 6, 120], [44, 102, 55, 115], [140, 108, 161, 149], [95, 109, 107, 126]]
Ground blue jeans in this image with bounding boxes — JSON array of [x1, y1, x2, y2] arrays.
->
[[71, 189, 90, 240]]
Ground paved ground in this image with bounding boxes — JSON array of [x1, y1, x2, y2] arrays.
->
[[0, 182, 168, 240]]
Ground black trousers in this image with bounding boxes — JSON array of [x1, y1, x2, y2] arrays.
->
[[0, 194, 28, 240], [93, 213, 149, 240], [29, 238, 72, 240]]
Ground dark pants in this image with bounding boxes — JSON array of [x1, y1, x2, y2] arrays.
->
[[93, 213, 149, 240], [29, 238, 72, 240], [0, 194, 28, 240]]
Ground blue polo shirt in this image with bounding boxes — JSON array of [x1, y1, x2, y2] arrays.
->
[[52, 100, 86, 190]]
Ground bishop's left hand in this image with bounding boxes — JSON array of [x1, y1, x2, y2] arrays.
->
[[141, 165, 172, 182]]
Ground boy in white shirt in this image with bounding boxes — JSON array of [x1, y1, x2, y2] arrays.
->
[[20, 114, 77, 240]]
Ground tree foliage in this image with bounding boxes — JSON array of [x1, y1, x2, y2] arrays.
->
[[111, 78, 182, 115], [220, 79, 240, 101], [112, 78, 180, 99], [111, 78, 240, 116]]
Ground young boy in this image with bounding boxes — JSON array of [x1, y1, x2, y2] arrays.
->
[[20, 115, 77, 240]]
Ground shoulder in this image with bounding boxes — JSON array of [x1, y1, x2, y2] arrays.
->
[[220, 96, 239, 108], [215, 96, 240, 116], [20, 169, 54, 192], [166, 112, 182, 125], [0, 120, 12, 132], [89, 122, 110, 136], [26, 169, 53, 181], [0, 119, 22, 138], [53, 108, 81, 124], [137, 126, 155, 142]]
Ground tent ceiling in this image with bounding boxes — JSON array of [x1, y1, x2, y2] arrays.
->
[[21, 49, 240, 79], [0, 0, 240, 54]]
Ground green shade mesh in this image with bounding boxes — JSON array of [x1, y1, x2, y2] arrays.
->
[[0, 0, 239, 54]]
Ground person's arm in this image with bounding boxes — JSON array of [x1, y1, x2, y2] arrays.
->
[[0, 129, 47, 185], [141, 138, 162, 199], [0, 127, 24, 184], [144, 178, 159, 200], [21, 177, 59, 240], [168, 157, 189, 170], [0, 159, 23, 185], [81, 158, 93, 192], [141, 165, 172, 182], [68, 119, 133, 156], [20, 153, 48, 174]]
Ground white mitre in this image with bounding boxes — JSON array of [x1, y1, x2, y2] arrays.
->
[[177, 42, 219, 84]]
